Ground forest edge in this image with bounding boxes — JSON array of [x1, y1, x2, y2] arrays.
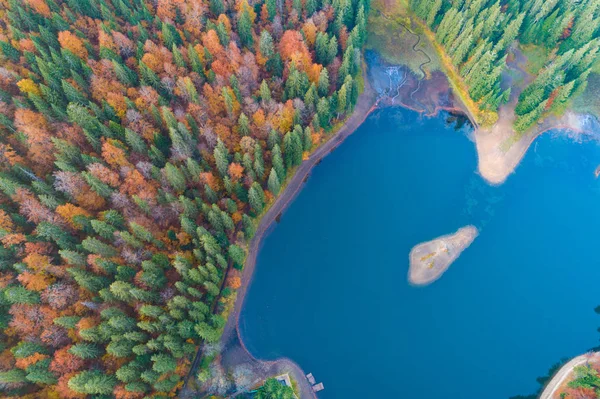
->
[[182, 61, 378, 398]]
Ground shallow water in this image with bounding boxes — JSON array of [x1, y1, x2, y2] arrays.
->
[[240, 107, 600, 399]]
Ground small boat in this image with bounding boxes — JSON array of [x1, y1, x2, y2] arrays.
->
[[595, 165, 600, 178]]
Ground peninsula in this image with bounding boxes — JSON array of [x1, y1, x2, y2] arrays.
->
[[408, 225, 479, 286], [371, 0, 600, 185]]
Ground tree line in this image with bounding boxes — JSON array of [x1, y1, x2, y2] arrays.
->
[[512, 0, 599, 132], [410, 0, 519, 125], [0, 0, 369, 397], [409, 0, 599, 131]]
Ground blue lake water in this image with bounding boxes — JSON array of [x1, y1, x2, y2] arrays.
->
[[239, 107, 600, 399]]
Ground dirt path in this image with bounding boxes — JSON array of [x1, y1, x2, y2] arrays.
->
[[539, 352, 599, 399], [222, 62, 378, 346], [182, 63, 378, 398]]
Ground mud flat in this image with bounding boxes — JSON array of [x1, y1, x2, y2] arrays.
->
[[408, 225, 479, 286]]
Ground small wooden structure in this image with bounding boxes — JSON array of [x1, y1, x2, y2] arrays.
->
[[306, 373, 316, 385], [312, 383, 324, 392], [275, 374, 293, 388]]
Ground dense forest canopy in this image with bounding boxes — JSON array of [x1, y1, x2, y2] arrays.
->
[[0, 0, 368, 397], [410, 0, 600, 130]]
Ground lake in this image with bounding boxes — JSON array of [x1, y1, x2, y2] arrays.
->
[[239, 106, 600, 399]]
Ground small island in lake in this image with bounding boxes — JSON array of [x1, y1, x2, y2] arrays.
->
[[408, 226, 479, 286]]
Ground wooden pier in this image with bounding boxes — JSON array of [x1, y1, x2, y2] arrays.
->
[[312, 383, 324, 392], [306, 373, 324, 393]]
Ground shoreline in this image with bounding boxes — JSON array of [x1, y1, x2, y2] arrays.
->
[[189, 44, 600, 397], [376, 2, 599, 187], [476, 111, 599, 186], [408, 225, 479, 286], [201, 63, 379, 399]]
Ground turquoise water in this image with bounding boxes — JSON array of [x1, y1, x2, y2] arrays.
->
[[239, 107, 600, 399]]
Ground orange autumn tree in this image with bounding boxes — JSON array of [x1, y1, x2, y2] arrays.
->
[[57, 31, 88, 59], [0, 0, 369, 397]]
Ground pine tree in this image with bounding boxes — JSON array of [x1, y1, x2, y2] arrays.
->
[[242, 214, 256, 238], [0, 41, 20, 62], [237, 113, 250, 137], [266, 0, 277, 20], [337, 85, 348, 115], [82, 237, 118, 257], [435, 8, 459, 45], [69, 343, 102, 359], [214, 140, 230, 176], [426, 0, 442, 27], [327, 36, 338, 65], [228, 244, 246, 267], [514, 100, 548, 133], [238, 9, 254, 48], [0, 369, 27, 384], [151, 353, 177, 373], [112, 60, 138, 86], [216, 22, 230, 46], [164, 163, 187, 192], [303, 126, 313, 151], [62, 79, 87, 104], [318, 68, 330, 96], [306, 0, 317, 17], [315, 32, 329, 64], [4, 286, 40, 304], [283, 131, 303, 169], [210, 0, 225, 15], [267, 168, 281, 195], [248, 182, 265, 213], [254, 143, 265, 179], [68, 371, 117, 395], [222, 87, 234, 116], [317, 97, 330, 126], [285, 66, 302, 99]]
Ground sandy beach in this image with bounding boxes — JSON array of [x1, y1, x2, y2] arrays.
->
[[476, 110, 596, 185]]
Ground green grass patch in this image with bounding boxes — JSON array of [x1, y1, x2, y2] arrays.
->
[[366, 0, 440, 74], [519, 43, 550, 76]]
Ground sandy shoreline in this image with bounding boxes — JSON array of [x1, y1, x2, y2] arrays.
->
[[408, 225, 479, 286], [473, 45, 599, 185], [182, 41, 599, 396], [475, 110, 597, 185]]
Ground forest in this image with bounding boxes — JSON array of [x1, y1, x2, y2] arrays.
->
[[0, 0, 368, 397], [558, 363, 600, 398], [409, 0, 600, 131]]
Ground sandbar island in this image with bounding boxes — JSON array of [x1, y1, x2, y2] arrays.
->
[[408, 225, 479, 286]]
